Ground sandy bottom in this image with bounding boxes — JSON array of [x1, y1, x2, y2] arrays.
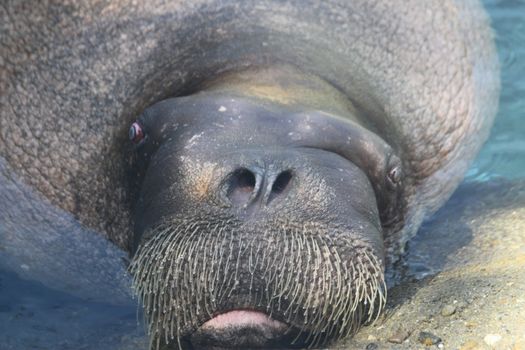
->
[[343, 179, 525, 350]]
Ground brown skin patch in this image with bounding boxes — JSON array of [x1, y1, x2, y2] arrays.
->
[[201, 65, 363, 124], [186, 161, 217, 201]]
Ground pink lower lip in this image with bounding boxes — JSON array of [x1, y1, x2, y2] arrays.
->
[[201, 310, 287, 331]]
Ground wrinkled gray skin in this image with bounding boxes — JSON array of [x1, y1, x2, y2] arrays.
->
[[0, 0, 499, 349]]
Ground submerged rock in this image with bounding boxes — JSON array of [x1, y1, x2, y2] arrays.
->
[[483, 334, 502, 346], [418, 331, 442, 346], [440, 304, 456, 317], [387, 328, 411, 344]]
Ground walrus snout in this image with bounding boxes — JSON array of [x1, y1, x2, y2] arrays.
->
[[129, 84, 390, 348]]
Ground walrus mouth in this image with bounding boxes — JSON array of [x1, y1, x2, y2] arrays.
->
[[190, 309, 290, 349], [130, 216, 386, 349]]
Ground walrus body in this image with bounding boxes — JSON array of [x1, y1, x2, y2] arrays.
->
[[1, 0, 499, 349]]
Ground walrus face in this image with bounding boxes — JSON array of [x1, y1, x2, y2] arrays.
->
[[129, 92, 399, 349]]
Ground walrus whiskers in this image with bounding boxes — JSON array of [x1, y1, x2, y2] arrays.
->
[[130, 217, 386, 349]]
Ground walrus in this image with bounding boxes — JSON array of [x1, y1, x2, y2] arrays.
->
[[0, 0, 499, 349]]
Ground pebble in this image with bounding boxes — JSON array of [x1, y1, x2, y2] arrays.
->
[[484, 334, 502, 346], [387, 328, 411, 344], [441, 304, 456, 316], [418, 331, 442, 346], [465, 321, 478, 329], [459, 340, 481, 350], [366, 343, 379, 350]]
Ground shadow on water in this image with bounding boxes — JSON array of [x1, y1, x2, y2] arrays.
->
[[355, 177, 525, 349], [0, 268, 145, 350], [401, 178, 525, 282], [379, 175, 525, 318]]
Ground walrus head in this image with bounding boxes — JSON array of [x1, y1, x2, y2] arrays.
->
[[129, 66, 404, 349]]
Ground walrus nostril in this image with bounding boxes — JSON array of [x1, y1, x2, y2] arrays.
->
[[267, 170, 293, 204], [226, 168, 257, 206], [271, 170, 293, 194]]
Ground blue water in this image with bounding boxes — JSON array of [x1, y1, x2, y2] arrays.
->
[[466, 0, 525, 181], [1, 1, 523, 349]]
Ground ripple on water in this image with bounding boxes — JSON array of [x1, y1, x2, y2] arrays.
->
[[466, 0, 525, 182]]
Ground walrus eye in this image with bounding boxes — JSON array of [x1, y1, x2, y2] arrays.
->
[[129, 122, 145, 144], [387, 166, 402, 186]]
